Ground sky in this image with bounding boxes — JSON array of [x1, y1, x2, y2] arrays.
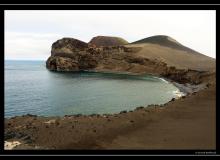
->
[[5, 10, 216, 60]]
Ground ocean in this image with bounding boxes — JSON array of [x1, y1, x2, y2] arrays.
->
[[5, 60, 183, 118]]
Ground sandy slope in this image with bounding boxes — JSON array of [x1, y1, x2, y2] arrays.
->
[[126, 43, 215, 72]]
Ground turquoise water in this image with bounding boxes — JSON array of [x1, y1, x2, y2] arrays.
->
[[5, 60, 183, 118]]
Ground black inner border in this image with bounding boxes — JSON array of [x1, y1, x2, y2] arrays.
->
[[0, 4, 218, 156]]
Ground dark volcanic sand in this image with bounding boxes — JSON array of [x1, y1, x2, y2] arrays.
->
[[4, 82, 216, 150]]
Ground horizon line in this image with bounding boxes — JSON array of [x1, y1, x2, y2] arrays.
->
[[5, 59, 46, 61]]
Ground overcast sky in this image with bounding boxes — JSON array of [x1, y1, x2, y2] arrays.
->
[[5, 10, 216, 60]]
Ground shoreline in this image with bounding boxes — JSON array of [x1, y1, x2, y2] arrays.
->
[[3, 78, 208, 120], [4, 70, 216, 150], [4, 71, 193, 119], [81, 69, 210, 96]]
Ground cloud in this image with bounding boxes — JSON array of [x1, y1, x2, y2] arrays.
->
[[5, 32, 62, 60], [5, 10, 216, 60]]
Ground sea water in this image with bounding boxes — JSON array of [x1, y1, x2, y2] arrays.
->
[[5, 60, 184, 118]]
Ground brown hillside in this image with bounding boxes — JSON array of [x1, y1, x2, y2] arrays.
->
[[89, 36, 128, 47]]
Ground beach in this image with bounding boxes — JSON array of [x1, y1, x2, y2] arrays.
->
[[4, 80, 216, 149]]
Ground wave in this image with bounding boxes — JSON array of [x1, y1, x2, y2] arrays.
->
[[158, 78, 169, 84], [172, 90, 186, 98]]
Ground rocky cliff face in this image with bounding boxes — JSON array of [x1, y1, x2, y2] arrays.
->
[[46, 38, 98, 71], [46, 36, 215, 85], [46, 37, 139, 72]]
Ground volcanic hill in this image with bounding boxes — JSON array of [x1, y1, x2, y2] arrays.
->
[[89, 36, 128, 47], [46, 35, 215, 85]]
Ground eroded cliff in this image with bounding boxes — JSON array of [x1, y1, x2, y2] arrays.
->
[[46, 36, 216, 85]]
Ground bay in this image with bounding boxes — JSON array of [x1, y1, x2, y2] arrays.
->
[[5, 60, 183, 118]]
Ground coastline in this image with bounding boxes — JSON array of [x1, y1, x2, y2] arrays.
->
[[81, 69, 212, 94], [55, 69, 203, 96], [4, 70, 216, 150]]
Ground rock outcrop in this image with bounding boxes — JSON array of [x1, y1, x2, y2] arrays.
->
[[46, 38, 98, 71], [46, 56, 79, 71], [46, 37, 139, 72], [46, 36, 215, 85]]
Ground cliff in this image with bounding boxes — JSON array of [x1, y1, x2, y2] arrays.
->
[[46, 35, 216, 85]]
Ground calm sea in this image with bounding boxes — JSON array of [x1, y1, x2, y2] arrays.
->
[[5, 60, 183, 118]]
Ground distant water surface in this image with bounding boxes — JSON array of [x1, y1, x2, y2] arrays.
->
[[5, 60, 183, 118]]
